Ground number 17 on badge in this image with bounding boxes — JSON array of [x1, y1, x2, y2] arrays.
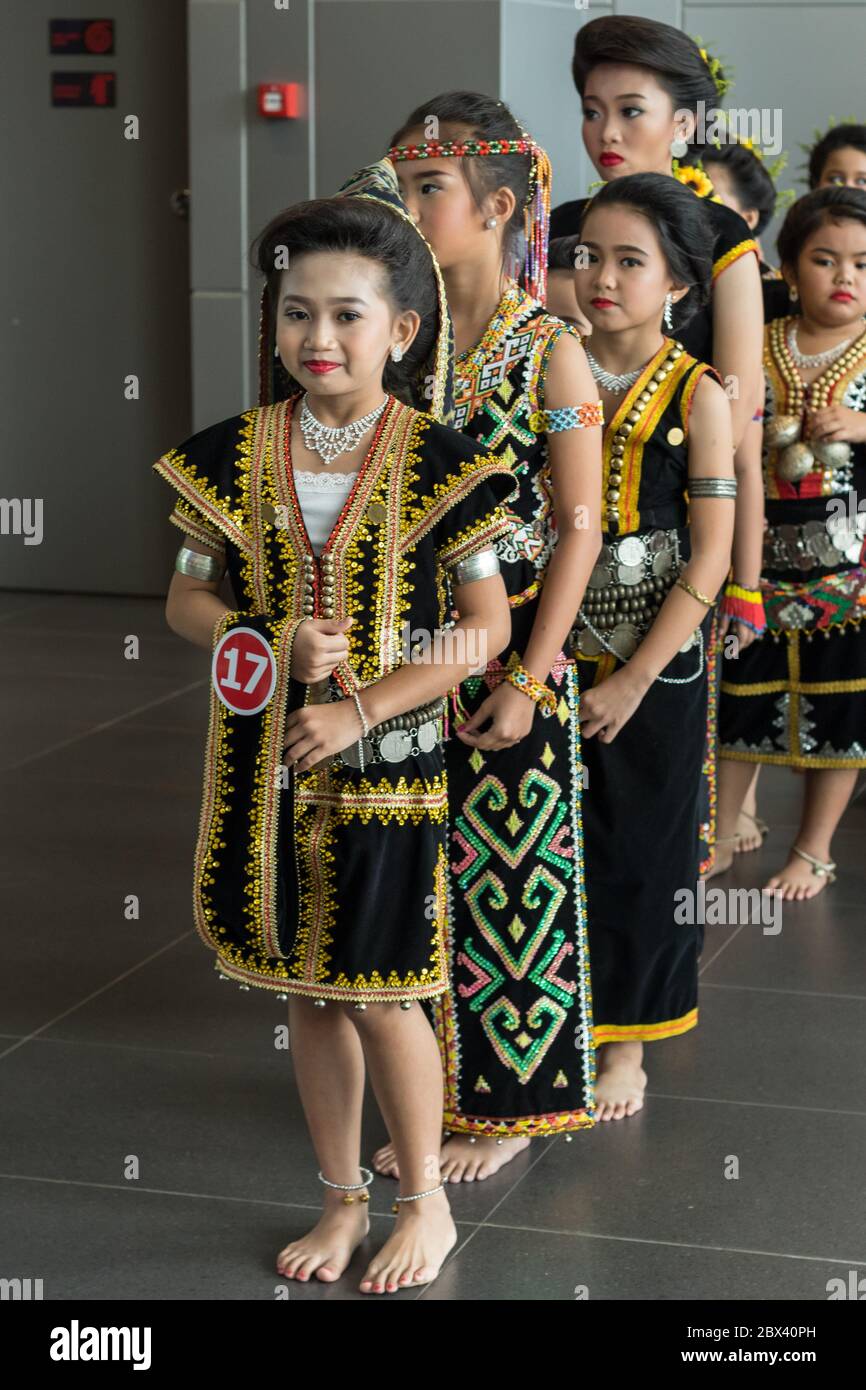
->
[[212, 627, 277, 715]]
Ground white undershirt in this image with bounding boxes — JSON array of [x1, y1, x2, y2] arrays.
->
[[293, 469, 358, 556]]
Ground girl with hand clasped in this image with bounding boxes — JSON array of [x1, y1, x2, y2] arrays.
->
[[570, 174, 735, 1119], [153, 182, 518, 1293], [372, 91, 603, 1183]]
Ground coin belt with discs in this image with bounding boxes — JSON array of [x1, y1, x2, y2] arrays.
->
[[571, 526, 687, 658]]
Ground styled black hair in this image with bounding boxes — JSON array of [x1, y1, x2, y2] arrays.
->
[[572, 16, 722, 152], [578, 173, 714, 325], [389, 91, 531, 270], [682, 139, 777, 234], [808, 123, 866, 189], [776, 185, 866, 270], [549, 234, 584, 272], [250, 197, 438, 403]]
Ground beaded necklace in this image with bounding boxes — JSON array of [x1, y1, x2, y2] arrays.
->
[[455, 280, 527, 379], [603, 339, 685, 534], [769, 315, 866, 415]]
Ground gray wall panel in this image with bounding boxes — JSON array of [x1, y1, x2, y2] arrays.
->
[[314, 0, 501, 198]]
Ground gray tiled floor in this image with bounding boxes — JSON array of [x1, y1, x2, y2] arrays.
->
[[2, 593, 865, 1301]]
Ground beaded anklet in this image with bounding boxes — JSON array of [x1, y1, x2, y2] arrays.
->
[[504, 652, 557, 717]]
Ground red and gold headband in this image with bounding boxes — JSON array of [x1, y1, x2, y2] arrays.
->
[[386, 135, 552, 304]]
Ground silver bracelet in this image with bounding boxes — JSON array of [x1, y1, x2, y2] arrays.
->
[[175, 544, 224, 581], [449, 547, 501, 585], [688, 477, 738, 499], [351, 690, 370, 773]]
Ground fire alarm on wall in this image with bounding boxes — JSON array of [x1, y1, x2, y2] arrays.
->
[[257, 83, 302, 118]]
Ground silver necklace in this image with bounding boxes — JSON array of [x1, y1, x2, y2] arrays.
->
[[299, 394, 388, 465], [786, 321, 855, 370], [585, 347, 648, 393]]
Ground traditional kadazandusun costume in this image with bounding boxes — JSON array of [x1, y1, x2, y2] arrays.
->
[[719, 317, 866, 767], [389, 130, 602, 1136], [432, 281, 600, 1135], [153, 162, 520, 1003], [570, 339, 721, 1042], [552, 175, 759, 875]]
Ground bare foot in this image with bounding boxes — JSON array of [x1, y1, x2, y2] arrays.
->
[[372, 1133, 531, 1183], [359, 1190, 457, 1294], [764, 850, 834, 901], [441, 1134, 530, 1182], [276, 1190, 370, 1284], [371, 1140, 400, 1179], [734, 808, 767, 854], [594, 1041, 647, 1121], [703, 835, 738, 880]]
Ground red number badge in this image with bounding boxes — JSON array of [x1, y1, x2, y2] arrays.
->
[[211, 627, 276, 715]]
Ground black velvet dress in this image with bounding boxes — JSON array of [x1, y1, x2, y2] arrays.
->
[[153, 394, 519, 1001], [569, 340, 718, 1042], [551, 185, 759, 874]]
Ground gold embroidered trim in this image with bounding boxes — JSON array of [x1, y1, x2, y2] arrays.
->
[[594, 1007, 698, 1043], [169, 505, 226, 553]]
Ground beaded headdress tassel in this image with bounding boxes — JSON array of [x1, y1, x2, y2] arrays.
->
[[386, 136, 552, 304]]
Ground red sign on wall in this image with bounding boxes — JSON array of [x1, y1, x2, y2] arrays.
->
[[51, 71, 116, 107], [49, 19, 115, 54]]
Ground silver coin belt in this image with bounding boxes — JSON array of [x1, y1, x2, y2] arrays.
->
[[570, 527, 704, 683], [339, 696, 447, 768], [572, 528, 683, 658], [764, 512, 866, 573]]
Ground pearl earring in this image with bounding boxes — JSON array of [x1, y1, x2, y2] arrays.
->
[[663, 293, 674, 329], [274, 344, 280, 358], [670, 136, 689, 158], [788, 285, 799, 302], [390, 344, 403, 362], [485, 217, 498, 229]]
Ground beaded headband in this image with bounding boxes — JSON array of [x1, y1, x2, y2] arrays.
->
[[257, 157, 455, 424], [386, 134, 552, 304]]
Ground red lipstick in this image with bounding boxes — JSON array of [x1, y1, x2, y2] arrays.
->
[[303, 360, 341, 374], [830, 291, 855, 302], [591, 297, 617, 309], [599, 152, 624, 168]]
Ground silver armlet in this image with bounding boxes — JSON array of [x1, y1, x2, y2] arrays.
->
[[688, 478, 738, 499], [449, 547, 501, 585], [175, 545, 225, 581]]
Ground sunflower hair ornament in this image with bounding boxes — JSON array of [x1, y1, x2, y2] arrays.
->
[[693, 39, 734, 101], [386, 127, 552, 304], [671, 157, 719, 201]]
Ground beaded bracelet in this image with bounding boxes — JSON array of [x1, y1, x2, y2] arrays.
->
[[675, 576, 716, 607], [351, 690, 370, 772], [504, 651, 557, 718], [718, 581, 767, 635], [528, 401, 604, 434]]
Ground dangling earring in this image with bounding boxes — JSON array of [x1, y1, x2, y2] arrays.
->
[[788, 284, 799, 302], [663, 293, 674, 330], [390, 344, 403, 363], [670, 135, 689, 158], [485, 217, 498, 229], [274, 344, 280, 358]]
